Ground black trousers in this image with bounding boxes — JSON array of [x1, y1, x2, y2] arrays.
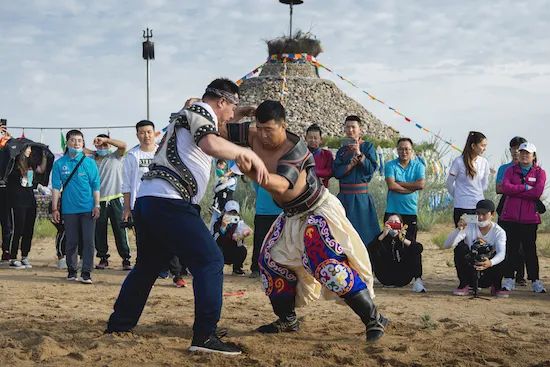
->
[[167, 255, 187, 278], [499, 221, 539, 281], [384, 212, 418, 242], [368, 239, 424, 287], [0, 188, 12, 254], [9, 206, 36, 259], [220, 243, 247, 270], [95, 199, 130, 260], [498, 220, 526, 280], [250, 215, 279, 272], [453, 208, 476, 228], [454, 241, 504, 289]]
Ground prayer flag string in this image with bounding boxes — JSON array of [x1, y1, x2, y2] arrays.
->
[[266, 53, 462, 153]]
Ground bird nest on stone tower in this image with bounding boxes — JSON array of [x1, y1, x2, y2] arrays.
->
[[266, 30, 323, 57]]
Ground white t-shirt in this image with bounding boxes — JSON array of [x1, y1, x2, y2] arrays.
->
[[444, 222, 506, 266], [121, 145, 156, 210], [446, 155, 489, 209], [137, 102, 217, 204]]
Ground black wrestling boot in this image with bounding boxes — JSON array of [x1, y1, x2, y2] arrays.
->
[[344, 289, 388, 342], [257, 296, 299, 333]]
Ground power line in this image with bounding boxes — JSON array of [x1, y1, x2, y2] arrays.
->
[[7, 125, 135, 130]]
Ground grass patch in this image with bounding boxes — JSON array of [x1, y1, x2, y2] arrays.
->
[[420, 314, 437, 330], [432, 232, 448, 249], [538, 237, 550, 258], [34, 219, 57, 239]]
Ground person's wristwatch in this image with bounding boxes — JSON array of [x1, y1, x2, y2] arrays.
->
[[95, 204, 101, 209]]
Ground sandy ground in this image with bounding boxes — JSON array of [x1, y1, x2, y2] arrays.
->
[[1, 229, 549, 367]]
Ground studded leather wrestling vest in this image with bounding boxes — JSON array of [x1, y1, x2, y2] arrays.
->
[[142, 104, 218, 201], [276, 132, 325, 216]]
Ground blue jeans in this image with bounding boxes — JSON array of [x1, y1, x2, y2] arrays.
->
[[107, 196, 224, 341]]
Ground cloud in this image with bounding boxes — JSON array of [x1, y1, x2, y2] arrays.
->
[[1, 0, 549, 170]]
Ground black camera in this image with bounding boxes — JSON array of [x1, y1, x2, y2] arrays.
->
[[468, 240, 495, 263], [120, 218, 135, 229]]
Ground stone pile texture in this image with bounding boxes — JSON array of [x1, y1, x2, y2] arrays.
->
[[239, 62, 399, 140]]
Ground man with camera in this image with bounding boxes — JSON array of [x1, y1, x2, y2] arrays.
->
[[444, 199, 509, 297]]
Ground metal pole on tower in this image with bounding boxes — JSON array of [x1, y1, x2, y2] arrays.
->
[[142, 28, 155, 120]]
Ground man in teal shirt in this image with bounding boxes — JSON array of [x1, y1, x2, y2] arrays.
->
[[384, 137, 426, 293], [249, 182, 282, 278], [51, 130, 100, 284], [384, 138, 426, 241]]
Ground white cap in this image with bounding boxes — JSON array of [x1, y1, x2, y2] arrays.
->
[[519, 142, 536, 153], [224, 200, 240, 213]]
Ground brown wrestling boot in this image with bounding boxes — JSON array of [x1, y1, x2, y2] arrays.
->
[[344, 289, 388, 342]]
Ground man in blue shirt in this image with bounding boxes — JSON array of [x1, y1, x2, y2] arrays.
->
[[384, 137, 426, 293], [51, 130, 100, 284], [384, 138, 426, 242], [249, 182, 283, 278]]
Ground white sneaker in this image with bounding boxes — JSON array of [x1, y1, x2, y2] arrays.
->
[[532, 280, 547, 293], [502, 277, 515, 291], [21, 257, 32, 269], [57, 257, 67, 269], [411, 278, 427, 293], [9, 260, 25, 269]]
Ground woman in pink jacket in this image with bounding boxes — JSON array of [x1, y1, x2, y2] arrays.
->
[[500, 142, 546, 293]]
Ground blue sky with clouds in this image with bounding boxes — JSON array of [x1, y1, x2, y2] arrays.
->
[[1, 0, 549, 174]]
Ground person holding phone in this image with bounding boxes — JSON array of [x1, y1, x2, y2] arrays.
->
[[333, 115, 380, 247], [212, 200, 251, 276], [368, 214, 426, 292], [446, 131, 490, 227]]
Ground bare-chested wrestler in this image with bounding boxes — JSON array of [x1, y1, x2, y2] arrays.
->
[[227, 100, 388, 342]]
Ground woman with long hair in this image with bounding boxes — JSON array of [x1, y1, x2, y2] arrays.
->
[[7, 143, 47, 268], [500, 142, 546, 293], [446, 131, 490, 226]]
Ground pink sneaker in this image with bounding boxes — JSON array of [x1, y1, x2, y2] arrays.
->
[[453, 285, 470, 296], [491, 286, 510, 298]]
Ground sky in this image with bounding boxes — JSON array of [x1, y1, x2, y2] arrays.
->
[[1, 0, 550, 175]]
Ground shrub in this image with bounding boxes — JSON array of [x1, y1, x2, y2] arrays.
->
[[34, 219, 57, 239]]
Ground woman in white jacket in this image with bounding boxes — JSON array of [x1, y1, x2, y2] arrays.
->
[[446, 131, 489, 227]]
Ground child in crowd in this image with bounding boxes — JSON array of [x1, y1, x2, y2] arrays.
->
[[212, 200, 252, 275]]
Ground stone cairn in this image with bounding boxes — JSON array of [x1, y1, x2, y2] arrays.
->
[[239, 35, 399, 140]]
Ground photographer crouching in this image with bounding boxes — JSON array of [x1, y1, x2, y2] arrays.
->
[[444, 199, 509, 298]]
